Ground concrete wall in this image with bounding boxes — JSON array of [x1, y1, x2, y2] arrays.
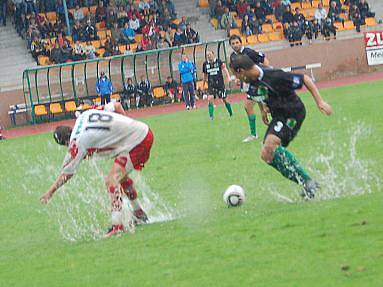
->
[[0, 36, 381, 129]]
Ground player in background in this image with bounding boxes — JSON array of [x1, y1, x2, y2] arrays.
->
[[229, 35, 270, 142], [40, 102, 153, 238], [202, 50, 233, 120], [230, 54, 333, 198]]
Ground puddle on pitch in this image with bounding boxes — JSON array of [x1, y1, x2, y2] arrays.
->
[[269, 121, 382, 203]]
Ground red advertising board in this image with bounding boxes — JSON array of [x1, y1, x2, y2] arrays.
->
[[364, 31, 383, 65]]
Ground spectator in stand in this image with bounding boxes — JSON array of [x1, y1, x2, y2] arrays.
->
[[282, 5, 294, 24], [241, 14, 252, 36], [260, 0, 273, 15], [102, 35, 114, 57], [173, 27, 185, 46], [0, 0, 7, 26], [303, 20, 315, 43], [165, 0, 176, 19], [136, 75, 153, 108], [178, 54, 196, 110], [56, 31, 67, 47], [84, 41, 97, 59], [250, 14, 262, 34], [136, 42, 144, 52], [165, 26, 174, 46], [315, 3, 327, 25], [96, 1, 107, 23], [254, 1, 269, 25], [164, 76, 179, 103], [140, 34, 152, 50], [122, 77, 136, 109], [184, 24, 199, 44], [129, 13, 141, 33], [106, 9, 118, 29], [322, 17, 337, 40], [214, 1, 225, 25], [349, 4, 362, 32], [156, 36, 170, 49], [50, 42, 63, 64], [244, 6, 255, 20], [294, 7, 306, 30], [61, 39, 73, 61], [96, 71, 113, 105], [25, 0, 37, 14], [287, 21, 303, 47], [236, 0, 249, 19], [142, 19, 160, 45], [221, 7, 237, 36], [281, 0, 291, 7], [117, 5, 128, 27], [149, 0, 159, 15], [72, 40, 86, 61], [31, 36, 45, 62], [358, 0, 375, 20], [127, 5, 141, 21], [328, 1, 345, 26], [111, 22, 124, 44], [72, 21, 83, 42], [84, 20, 98, 41], [74, 5, 85, 23], [313, 19, 321, 39], [138, 0, 150, 16], [178, 16, 188, 31], [122, 22, 136, 44]]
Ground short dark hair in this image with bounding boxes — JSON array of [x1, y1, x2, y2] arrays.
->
[[53, 126, 72, 146], [230, 54, 255, 72], [229, 35, 242, 44]]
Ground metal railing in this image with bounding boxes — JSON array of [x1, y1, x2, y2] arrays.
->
[[22, 39, 229, 123]]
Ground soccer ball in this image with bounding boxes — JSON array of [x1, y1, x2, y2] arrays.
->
[[223, 185, 246, 207]]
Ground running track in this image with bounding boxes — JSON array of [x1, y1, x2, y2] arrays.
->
[[3, 71, 383, 139]]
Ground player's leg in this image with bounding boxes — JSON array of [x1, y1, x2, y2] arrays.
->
[[243, 99, 257, 142], [182, 83, 190, 109], [221, 89, 232, 117], [189, 82, 196, 108], [261, 117, 317, 198], [104, 161, 127, 238], [208, 94, 215, 120]]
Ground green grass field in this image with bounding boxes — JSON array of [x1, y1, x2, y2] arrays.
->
[[1, 80, 382, 287]]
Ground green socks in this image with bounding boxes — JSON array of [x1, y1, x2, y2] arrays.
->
[[208, 102, 214, 119], [224, 102, 233, 116], [269, 146, 311, 185], [248, 114, 256, 136]]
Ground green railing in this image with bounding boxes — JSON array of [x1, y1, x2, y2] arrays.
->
[[23, 39, 229, 124]]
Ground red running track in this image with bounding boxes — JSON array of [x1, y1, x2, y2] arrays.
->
[[3, 71, 383, 139]]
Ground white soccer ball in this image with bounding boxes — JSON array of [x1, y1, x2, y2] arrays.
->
[[223, 185, 246, 207]]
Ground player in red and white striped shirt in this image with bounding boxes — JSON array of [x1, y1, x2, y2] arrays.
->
[[40, 102, 154, 238]]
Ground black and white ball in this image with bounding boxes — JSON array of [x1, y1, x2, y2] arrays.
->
[[223, 185, 246, 207]]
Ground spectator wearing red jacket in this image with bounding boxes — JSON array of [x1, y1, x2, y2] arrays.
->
[[236, 0, 249, 19]]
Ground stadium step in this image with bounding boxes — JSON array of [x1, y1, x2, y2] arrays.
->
[[0, 18, 37, 92]]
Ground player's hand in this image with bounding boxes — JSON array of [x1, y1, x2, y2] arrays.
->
[[318, 101, 333, 116], [261, 111, 269, 125], [235, 78, 241, 86], [40, 191, 53, 204]]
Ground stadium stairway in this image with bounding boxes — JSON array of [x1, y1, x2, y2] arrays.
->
[[172, 0, 226, 42], [0, 19, 36, 92]]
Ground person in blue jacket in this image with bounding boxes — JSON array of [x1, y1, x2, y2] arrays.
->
[[96, 72, 113, 105], [178, 54, 196, 109]]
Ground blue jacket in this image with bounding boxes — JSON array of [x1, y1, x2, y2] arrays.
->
[[178, 61, 195, 84], [96, 76, 113, 95]]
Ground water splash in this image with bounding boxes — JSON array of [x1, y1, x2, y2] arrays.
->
[[269, 121, 382, 202]]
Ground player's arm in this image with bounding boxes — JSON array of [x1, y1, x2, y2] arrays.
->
[[103, 102, 126, 115], [258, 102, 270, 125], [221, 63, 232, 82], [303, 74, 333, 115], [263, 57, 270, 67], [40, 173, 73, 204]]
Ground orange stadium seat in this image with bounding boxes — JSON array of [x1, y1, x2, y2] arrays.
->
[[273, 22, 283, 31], [343, 20, 355, 30], [240, 36, 248, 45], [91, 40, 101, 49], [38, 56, 50, 66], [97, 30, 107, 39], [81, 7, 89, 16], [229, 28, 241, 37], [50, 103, 63, 115], [334, 22, 344, 31], [153, 87, 166, 98], [268, 32, 284, 41], [262, 24, 273, 33], [34, 105, 48, 116], [246, 35, 258, 45], [301, 2, 312, 9], [199, 0, 209, 8], [94, 97, 102, 105], [111, 94, 120, 102], [129, 43, 138, 52], [196, 80, 208, 90], [119, 45, 127, 54], [236, 18, 242, 28], [65, 101, 77, 112], [135, 34, 143, 43], [46, 12, 57, 22], [257, 33, 269, 43], [365, 17, 377, 26], [290, 3, 301, 10]]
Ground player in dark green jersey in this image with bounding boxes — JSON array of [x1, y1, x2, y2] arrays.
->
[[230, 54, 333, 198], [202, 50, 233, 120]]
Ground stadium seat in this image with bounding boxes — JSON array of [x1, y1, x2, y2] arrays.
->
[[199, 0, 209, 8], [291, 3, 300, 10], [273, 22, 283, 31], [153, 87, 166, 98], [343, 21, 355, 30], [311, 0, 322, 8], [366, 17, 377, 26], [334, 22, 344, 31], [268, 32, 284, 41], [89, 5, 97, 14], [246, 35, 258, 45], [34, 105, 48, 116], [301, 2, 312, 9], [135, 34, 143, 43], [38, 56, 50, 66], [97, 48, 105, 56], [92, 40, 101, 49], [240, 36, 248, 45], [129, 43, 138, 52], [210, 18, 219, 29], [81, 7, 89, 16], [229, 28, 241, 37], [262, 24, 273, 33], [236, 18, 242, 28], [94, 97, 102, 105], [266, 14, 276, 23], [97, 31, 107, 40], [50, 103, 63, 115], [196, 80, 208, 90], [119, 45, 127, 54], [65, 101, 77, 112], [46, 12, 57, 22], [257, 33, 269, 43], [172, 19, 181, 25]]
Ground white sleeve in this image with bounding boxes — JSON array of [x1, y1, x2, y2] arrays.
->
[[61, 144, 87, 175], [104, 102, 115, 112]]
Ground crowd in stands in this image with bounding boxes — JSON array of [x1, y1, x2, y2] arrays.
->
[[9, 0, 201, 65], [209, 0, 376, 46]]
